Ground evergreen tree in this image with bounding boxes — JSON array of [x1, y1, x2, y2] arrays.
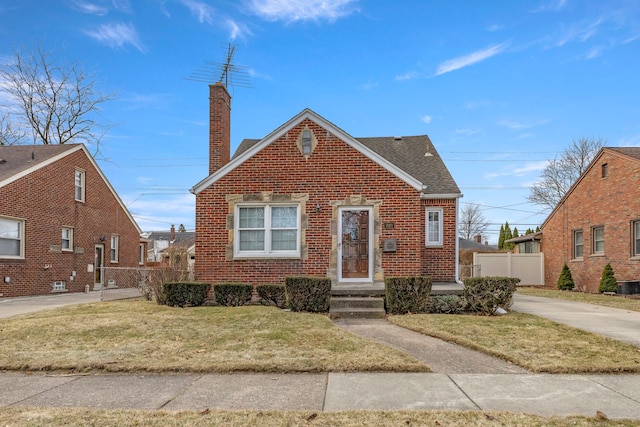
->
[[557, 263, 575, 290], [513, 227, 519, 238], [498, 225, 505, 250], [598, 263, 617, 293], [535, 226, 540, 232], [504, 222, 513, 250]]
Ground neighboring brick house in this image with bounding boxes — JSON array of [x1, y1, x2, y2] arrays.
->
[[191, 83, 462, 290], [0, 144, 143, 298], [542, 147, 640, 292]]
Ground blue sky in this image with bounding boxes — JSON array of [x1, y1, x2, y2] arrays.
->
[[2, 0, 639, 242]]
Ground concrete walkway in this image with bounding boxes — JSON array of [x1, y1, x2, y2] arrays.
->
[[511, 293, 640, 347], [0, 291, 102, 319]]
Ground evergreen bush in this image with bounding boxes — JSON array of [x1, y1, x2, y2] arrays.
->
[[285, 276, 331, 313], [429, 295, 466, 314], [213, 283, 253, 306], [256, 284, 287, 308], [162, 282, 211, 307], [557, 263, 575, 290], [385, 276, 432, 315], [463, 276, 519, 315], [598, 263, 617, 293]]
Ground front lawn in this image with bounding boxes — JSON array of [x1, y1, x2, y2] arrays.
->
[[0, 300, 427, 373], [389, 312, 640, 373]]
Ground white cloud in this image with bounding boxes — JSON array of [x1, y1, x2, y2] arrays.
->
[[585, 46, 604, 59], [532, 0, 568, 13], [484, 160, 548, 179], [421, 115, 432, 124], [179, 0, 216, 24], [455, 128, 480, 136], [359, 80, 379, 90], [435, 43, 508, 76], [225, 19, 252, 40], [73, 1, 109, 15], [618, 134, 640, 147], [246, 0, 359, 23], [395, 70, 420, 81], [498, 118, 549, 130], [487, 24, 503, 32], [125, 193, 196, 231], [556, 18, 604, 47], [84, 22, 146, 52], [111, 0, 132, 14]]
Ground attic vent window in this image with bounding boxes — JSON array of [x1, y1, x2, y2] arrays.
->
[[601, 163, 608, 178], [302, 129, 312, 155]]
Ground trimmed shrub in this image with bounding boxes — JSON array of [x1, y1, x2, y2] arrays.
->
[[162, 282, 211, 307], [599, 263, 617, 293], [285, 276, 331, 313], [213, 283, 253, 307], [385, 276, 432, 315], [256, 284, 287, 308], [557, 263, 575, 290], [463, 276, 519, 315], [429, 295, 466, 314]]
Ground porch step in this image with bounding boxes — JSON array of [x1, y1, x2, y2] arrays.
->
[[329, 296, 386, 319]]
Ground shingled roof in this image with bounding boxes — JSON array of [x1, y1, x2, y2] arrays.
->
[[0, 144, 78, 185], [608, 147, 640, 161], [233, 134, 460, 196]]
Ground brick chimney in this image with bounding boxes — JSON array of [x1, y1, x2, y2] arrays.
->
[[170, 224, 176, 242], [209, 82, 231, 175], [474, 234, 482, 243]]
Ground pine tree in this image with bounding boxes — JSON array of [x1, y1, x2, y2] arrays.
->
[[598, 263, 617, 293], [535, 226, 540, 232], [557, 263, 575, 290], [498, 225, 505, 250], [504, 222, 513, 249], [513, 227, 519, 238]]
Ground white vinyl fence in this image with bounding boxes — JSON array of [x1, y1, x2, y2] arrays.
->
[[472, 252, 544, 286]]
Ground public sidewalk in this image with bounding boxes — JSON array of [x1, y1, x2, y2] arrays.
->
[[2, 371, 640, 419]]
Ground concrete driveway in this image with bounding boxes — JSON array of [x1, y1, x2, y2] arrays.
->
[[512, 293, 640, 347]]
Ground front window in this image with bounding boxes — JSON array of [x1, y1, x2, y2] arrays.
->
[[426, 208, 443, 246], [110, 235, 119, 262], [0, 216, 24, 258], [235, 204, 299, 257], [633, 221, 640, 257], [573, 229, 583, 259], [75, 169, 85, 202], [61, 227, 73, 251], [592, 226, 604, 254]]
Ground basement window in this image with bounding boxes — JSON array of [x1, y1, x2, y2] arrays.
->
[[52, 281, 67, 292]]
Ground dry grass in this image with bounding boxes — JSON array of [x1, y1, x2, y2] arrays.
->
[[389, 312, 640, 373], [0, 407, 635, 427], [517, 287, 640, 312], [0, 300, 427, 374]]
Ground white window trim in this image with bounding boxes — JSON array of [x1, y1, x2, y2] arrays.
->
[[0, 215, 25, 259], [110, 234, 119, 263], [633, 220, 640, 258], [75, 169, 85, 202], [234, 203, 301, 258], [61, 227, 74, 252], [592, 226, 605, 255], [139, 243, 145, 265], [425, 207, 444, 246], [573, 229, 584, 259]]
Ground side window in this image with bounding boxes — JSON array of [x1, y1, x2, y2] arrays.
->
[[62, 227, 74, 251], [633, 221, 640, 257], [573, 229, 583, 259], [110, 235, 119, 262], [592, 226, 604, 254], [425, 208, 443, 246], [75, 169, 85, 202], [0, 216, 25, 259]]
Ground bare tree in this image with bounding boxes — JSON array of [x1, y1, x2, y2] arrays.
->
[[527, 137, 605, 210], [0, 112, 26, 146], [458, 203, 491, 241], [0, 42, 114, 154]]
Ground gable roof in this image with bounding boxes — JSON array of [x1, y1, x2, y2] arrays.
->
[[459, 237, 498, 251], [0, 143, 141, 234], [541, 147, 640, 229], [142, 231, 196, 247], [505, 231, 542, 244], [191, 109, 461, 198]]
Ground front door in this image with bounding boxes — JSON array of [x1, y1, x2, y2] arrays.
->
[[94, 245, 104, 290], [339, 208, 373, 282]]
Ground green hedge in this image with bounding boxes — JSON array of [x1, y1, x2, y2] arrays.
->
[[385, 276, 432, 315], [463, 276, 519, 315], [162, 282, 211, 307], [256, 284, 287, 309], [213, 283, 253, 307], [429, 295, 465, 314], [284, 276, 331, 313]]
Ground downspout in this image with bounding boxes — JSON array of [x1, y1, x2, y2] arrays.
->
[[455, 197, 463, 285]]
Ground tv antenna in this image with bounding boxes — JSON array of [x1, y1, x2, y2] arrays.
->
[[185, 43, 251, 89]]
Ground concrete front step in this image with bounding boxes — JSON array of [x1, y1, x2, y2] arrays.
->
[[329, 296, 385, 319]]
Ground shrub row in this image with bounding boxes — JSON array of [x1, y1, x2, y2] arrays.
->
[[162, 282, 211, 307], [385, 276, 432, 315], [463, 276, 519, 315]]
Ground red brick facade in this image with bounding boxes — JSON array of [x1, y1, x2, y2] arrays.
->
[[193, 85, 459, 288], [542, 148, 640, 292], [0, 146, 142, 298]]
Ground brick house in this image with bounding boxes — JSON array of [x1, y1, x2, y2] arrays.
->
[[542, 147, 640, 292], [191, 83, 462, 290], [0, 144, 143, 298]]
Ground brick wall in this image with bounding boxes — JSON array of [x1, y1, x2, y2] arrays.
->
[[195, 118, 458, 287], [0, 148, 141, 297], [543, 150, 640, 292]]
